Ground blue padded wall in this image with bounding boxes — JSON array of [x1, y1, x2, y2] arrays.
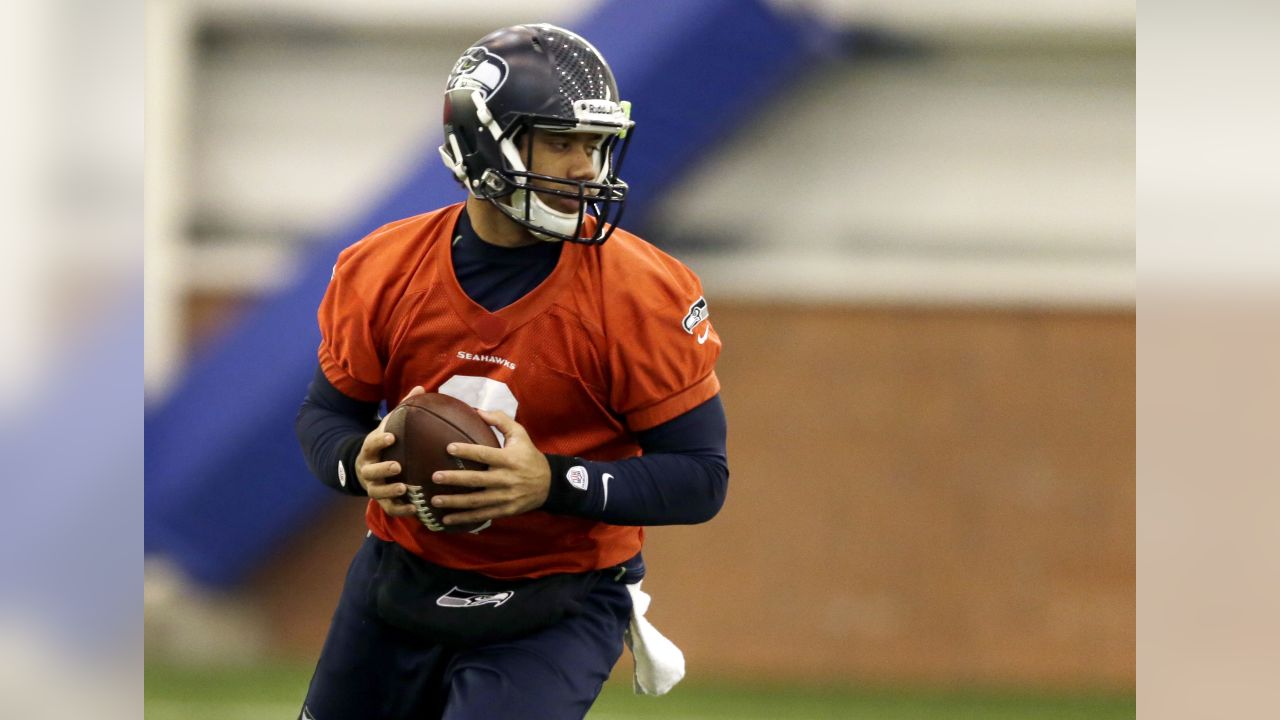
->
[[145, 0, 837, 587]]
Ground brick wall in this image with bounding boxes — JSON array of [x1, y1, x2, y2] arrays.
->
[[248, 302, 1135, 689]]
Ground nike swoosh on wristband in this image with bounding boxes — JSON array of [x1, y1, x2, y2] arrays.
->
[[696, 326, 711, 344], [602, 473, 613, 510]]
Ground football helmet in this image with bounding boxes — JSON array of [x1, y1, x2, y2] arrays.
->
[[438, 24, 635, 244]]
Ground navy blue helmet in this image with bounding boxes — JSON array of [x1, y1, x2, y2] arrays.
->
[[438, 24, 634, 244]]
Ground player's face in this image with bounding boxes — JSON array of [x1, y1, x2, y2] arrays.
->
[[521, 129, 603, 213]]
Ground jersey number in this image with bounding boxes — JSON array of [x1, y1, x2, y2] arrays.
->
[[437, 375, 518, 446], [431, 375, 517, 534]]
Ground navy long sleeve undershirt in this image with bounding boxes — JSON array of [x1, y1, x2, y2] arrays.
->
[[295, 367, 728, 524], [294, 366, 380, 496], [541, 396, 728, 525], [295, 207, 728, 524]]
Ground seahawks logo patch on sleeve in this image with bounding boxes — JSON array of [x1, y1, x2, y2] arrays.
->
[[682, 297, 710, 334]]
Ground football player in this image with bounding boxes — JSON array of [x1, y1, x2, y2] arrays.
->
[[295, 23, 728, 719]]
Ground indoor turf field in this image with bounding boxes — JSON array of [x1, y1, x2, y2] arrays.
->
[[145, 664, 1135, 719]]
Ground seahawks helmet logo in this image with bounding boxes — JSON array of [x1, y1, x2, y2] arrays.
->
[[448, 47, 510, 99]]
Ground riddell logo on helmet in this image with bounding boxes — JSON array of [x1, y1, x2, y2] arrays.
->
[[574, 99, 619, 115], [448, 47, 510, 99]]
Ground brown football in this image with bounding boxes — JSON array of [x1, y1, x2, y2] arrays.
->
[[380, 392, 500, 533]]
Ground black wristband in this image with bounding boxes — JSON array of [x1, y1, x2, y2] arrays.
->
[[542, 453, 591, 515], [336, 434, 368, 497]]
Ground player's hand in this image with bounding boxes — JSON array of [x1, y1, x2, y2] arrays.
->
[[355, 385, 425, 518], [430, 410, 552, 526]]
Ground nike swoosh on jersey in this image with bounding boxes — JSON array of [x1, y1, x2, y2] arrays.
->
[[696, 326, 711, 344], [602, 473, 613, 510]]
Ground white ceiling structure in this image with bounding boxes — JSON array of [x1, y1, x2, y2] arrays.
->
[[194, 0, 1134, 36]]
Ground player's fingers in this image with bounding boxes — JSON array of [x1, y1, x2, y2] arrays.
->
[[400, 385, 425, 403], [446, 442, 504, 467], [359, 435, 396, 465], [431, 469, 498, 488], [361, 459, 402, 481], [361, 430, 396, 456], [476, 410, 521, 438], [366, 481, 408, 500], [432, 489, 508, 510]]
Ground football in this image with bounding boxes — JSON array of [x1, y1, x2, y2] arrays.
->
[[380, 392, 500, 533]]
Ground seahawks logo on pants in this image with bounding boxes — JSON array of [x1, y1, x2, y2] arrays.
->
[[436, 586, 515, 608]]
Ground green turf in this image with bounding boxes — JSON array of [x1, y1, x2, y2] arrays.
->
[[145, 663, 1134, 719]]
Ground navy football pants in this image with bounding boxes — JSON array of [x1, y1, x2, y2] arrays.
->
[[299, 535, 633, 720]]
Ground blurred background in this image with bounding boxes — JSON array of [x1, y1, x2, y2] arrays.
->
[[2, 1, 141, 718], [142, 0, 1134, 717]]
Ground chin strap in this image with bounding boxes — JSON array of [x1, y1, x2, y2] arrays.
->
[[501, 189, 583, 242]]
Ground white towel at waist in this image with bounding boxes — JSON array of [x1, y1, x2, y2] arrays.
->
[[624, 580, 685, 696]]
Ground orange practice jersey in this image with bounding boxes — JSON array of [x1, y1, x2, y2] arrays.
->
[[317, 203, 721, 579]]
